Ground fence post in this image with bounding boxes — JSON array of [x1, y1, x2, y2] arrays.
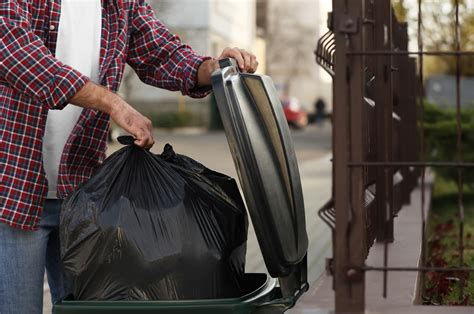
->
[[333, 0, 366, 312]]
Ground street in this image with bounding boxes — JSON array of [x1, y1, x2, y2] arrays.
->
[[43, 122, 333, 313]]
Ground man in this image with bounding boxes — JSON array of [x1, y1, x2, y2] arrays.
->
[[0, 0, 258, 313]]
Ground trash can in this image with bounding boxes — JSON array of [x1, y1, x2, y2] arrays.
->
[[53, 58, 309, 314]]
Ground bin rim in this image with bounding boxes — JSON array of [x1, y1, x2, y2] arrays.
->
[[56, 274, 277, 306]]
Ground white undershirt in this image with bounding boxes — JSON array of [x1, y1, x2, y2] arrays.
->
[[42, 0, 102, 199]]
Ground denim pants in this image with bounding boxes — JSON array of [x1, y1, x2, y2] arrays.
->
[[0, 199, 71, 314]]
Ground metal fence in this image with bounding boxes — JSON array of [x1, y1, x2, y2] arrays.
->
[[316, 0, 473, 312]]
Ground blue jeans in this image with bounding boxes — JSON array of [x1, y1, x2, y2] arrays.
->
[[0, 200, 71, 314]]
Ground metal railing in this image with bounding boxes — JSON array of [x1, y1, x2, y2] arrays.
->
[[316, 0, 473, 312]]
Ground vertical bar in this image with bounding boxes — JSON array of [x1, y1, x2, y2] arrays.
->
[[373, 0, 393, 298], [391, 17, 402, 215], [406, 57, 419, 191], [364, 0, 377, 253], [417, 0, 427, 295], [333, 0, 366, 312], [454, 0, 465, 300], [375, 0, 394, 244], [362, 1, 370, 256], [385, 3, 394, 298], [398, 23, 412, 205]]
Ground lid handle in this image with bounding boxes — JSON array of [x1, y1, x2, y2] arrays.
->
[[219, 58, 240, 72]]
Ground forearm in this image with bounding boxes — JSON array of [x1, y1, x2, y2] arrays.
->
[[69, 82, 155, 148], [69, 82, 125, 115]]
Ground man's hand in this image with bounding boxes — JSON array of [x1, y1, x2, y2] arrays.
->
[[70, 82, 155, 148], [108, 100, 155, 149], [218, 47, 259, 73], [197, 47, 259, 87]]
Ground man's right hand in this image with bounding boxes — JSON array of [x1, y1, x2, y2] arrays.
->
[[69, 82, 155, 148]]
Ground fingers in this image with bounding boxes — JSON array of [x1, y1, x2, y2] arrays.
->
[[250, 54, 259, 73], [220, 47, 259, 73], [110, 101, 155, 149], [133, 117, 154, 149], [134, 134, 154, 149], [221, 47, 245, 71], [133, 121, 155, 149], [240, 49, 252, 72]]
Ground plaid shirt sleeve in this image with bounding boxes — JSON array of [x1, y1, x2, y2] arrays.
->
[[0, 1, 89, 110], [127, 0, 212, 98]]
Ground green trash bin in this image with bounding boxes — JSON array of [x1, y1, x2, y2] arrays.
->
[[54, 274, 304, 314], [53, 58, 309, 313]]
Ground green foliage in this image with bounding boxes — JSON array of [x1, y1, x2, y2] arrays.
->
[[149, 111, 195, 129], [423, 102, 474, 304], [423, 102, 474, 187], [392, 0, 408, 22]]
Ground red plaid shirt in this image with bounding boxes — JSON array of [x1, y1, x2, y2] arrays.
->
[[0, 0, 212, 230]]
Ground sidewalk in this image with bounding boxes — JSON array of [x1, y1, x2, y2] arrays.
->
[[291, 175, 474, 314]]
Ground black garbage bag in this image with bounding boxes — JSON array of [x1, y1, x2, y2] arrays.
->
[[60, 142, 248, 300]]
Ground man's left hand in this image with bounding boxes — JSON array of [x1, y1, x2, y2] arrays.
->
[[217, 47, 258, 73], [197, 47, 259, 87]]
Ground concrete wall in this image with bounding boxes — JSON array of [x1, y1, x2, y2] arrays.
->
[[209, 0, 256, 53]]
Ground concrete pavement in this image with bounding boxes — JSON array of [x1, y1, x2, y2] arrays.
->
[[43, 123, 333, 313]]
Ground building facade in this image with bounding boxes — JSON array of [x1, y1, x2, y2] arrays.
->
[[260, 0, 332, 113], [120, 0, 257, 124]]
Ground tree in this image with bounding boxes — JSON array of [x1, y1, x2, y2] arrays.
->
[[422, 0, 474, 76], [393, 0, 408, 23], [394, 0, 474, 77]]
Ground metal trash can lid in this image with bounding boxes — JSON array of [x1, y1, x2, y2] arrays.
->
[[211, 59, 308, 279]]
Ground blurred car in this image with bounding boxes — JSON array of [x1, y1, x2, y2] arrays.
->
[[280, 97, 308, 129]]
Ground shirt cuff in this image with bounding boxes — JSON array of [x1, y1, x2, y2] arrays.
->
[[39, 64, 90, 110], [183, 54, 213, 99]]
